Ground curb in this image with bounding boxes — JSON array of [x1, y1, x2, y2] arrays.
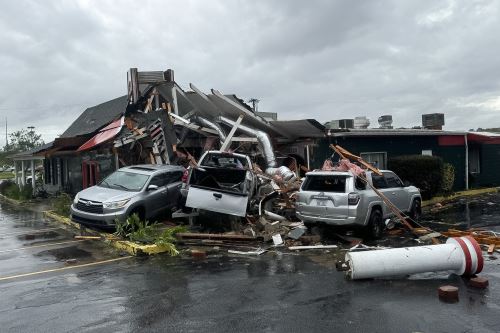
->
[[0, 193, 27, 206], [422, 187, 498, 207], [42, 210, 172, 256]]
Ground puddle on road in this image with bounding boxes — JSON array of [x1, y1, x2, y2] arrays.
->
[[35, 245, 92, 261], [421, 193, 500, 232], [16, 231, 62, 241]]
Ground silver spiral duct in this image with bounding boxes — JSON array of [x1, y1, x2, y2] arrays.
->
[[218, 115, 277, 168], [191, 116, 227, 142]]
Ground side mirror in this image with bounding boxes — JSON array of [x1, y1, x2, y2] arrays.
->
[[147, 184, 159, 191], [403, 180, 411, 187]]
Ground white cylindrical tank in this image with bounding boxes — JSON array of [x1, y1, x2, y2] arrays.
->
[[345, 236, 483, 280]]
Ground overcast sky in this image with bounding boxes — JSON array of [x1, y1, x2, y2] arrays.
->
[[1, 0, 500, 146]]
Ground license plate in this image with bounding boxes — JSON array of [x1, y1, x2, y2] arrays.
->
[[316, 199, 328, 206]]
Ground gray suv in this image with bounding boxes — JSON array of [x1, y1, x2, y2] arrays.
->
[[71, 164, 185, 228], [295, 170, 421, 238]]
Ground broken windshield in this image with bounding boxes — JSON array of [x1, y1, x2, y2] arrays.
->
[[201, 153, 248, 169], [99, 171, 150, 191], [302, 175, 347, 192]]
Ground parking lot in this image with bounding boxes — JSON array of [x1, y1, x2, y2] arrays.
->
[[1, 195, 500, 332], [0, 199, 132, 283]]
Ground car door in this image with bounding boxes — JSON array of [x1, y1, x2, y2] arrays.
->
[[382, 171, 408, 211], [145, 174, 167, 217], [162, 170, 183, 209], [370, 174, 391, 214]]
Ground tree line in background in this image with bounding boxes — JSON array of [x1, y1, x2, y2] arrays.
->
[[1, 128, 44, 166]]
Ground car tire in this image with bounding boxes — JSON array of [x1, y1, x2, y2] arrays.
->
[[366, 209, 384, 239], [129, 207, 145, 222], [409, 199, 422, 222]]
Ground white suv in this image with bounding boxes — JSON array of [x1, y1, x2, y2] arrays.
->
[[295, 170, 421, 238]]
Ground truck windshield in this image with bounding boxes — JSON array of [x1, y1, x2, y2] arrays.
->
[[201, 153, 248, 169], [302, 175, 347, 192], [99, 171, 150, 191]]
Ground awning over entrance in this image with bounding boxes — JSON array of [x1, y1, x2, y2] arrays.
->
[[77, 117, 124, 152]]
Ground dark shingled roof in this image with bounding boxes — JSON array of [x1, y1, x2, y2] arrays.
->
[[10, 141, 54, 159], [61, 95, 127, 138]]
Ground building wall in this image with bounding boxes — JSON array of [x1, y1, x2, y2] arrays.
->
[[42, 147, 117, 195], [473, 144, 500, 188], [316, 136, 467, 190]]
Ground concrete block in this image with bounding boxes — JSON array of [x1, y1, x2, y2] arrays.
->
[[469, 277, 489, 289], [438, 285, 459, 303], [191, 249, 206, 259]]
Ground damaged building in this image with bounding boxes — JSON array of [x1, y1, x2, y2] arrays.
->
[[13, 68, 324, 195]]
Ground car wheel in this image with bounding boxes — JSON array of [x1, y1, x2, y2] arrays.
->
[[129, 207, 145, 222], [366, 209, 384, 239], [409, 199, 422, 222]]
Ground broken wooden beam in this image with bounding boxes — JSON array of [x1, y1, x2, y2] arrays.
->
[[288, 245, 338, 250], [74, 235, 101, 240], [176, 232, 259, 242]]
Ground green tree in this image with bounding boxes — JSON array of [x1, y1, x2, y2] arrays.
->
[[5, 127, 44, 152]]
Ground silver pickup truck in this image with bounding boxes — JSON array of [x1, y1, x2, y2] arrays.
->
[[181, 151, 257, 217], [295, 170, 421, 238]]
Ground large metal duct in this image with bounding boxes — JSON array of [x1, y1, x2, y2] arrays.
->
[[191, 116, 227, 142], [218, 116, 277, 168]]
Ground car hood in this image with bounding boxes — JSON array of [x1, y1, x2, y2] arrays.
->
[[77, 186, 138, 203]]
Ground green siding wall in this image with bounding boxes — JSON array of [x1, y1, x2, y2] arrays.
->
[[474, 144, 500, 188], [315, 136, 466, 190]]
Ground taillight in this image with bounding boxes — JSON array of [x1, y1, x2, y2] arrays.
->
[[348, 192, 360, 205], [182, 169, 189, 183]]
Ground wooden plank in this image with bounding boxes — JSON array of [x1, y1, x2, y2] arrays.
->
[[330, 144, 382, 175], [220, 114, 244, 151], [230, 137, 258, 142], [176, 232, 258, 242]]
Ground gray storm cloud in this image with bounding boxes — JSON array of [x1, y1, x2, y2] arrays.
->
[[1, 0, 500, 146]]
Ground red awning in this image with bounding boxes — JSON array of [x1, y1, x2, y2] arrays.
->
[[467, 132, 500, 144], [77, 117, 124, 152]]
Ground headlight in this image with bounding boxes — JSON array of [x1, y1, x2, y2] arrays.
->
[[103, 199, 130, 209], [73, 193, 80, 205]]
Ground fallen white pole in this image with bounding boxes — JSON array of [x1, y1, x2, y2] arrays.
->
[[344, 236, 483, 280]]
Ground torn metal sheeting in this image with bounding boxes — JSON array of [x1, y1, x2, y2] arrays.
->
[[272, 234, 284, 246], [287, 227, 306, 240]]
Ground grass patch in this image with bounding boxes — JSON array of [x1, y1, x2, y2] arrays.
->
[[0, 180, 32, 201], [52, 193, 72, 217], [0, 172, 14, 180]]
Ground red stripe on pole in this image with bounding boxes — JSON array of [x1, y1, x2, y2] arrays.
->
[[455, 237, 473, 276], [465, 236, 484, 274]]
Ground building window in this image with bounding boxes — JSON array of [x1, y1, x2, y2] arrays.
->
[[44, 159, 51, 184], [422, 150, 432, 156], [360, 152, 387, 169], [469, 147, 480, 174]]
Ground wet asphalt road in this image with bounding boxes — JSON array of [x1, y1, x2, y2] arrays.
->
[[1, 195, 500, 332]]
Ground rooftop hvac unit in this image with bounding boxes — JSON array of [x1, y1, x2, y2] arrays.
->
[[422, 113, 445, 130], [354, 116, 370, 129], [329, 119, 354, 129], [378, 115, 393, 129]]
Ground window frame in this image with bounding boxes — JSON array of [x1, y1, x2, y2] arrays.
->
[[383, 171, 404, 188], [360, 152, 387, 169], [468, 146, 481, 174]]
